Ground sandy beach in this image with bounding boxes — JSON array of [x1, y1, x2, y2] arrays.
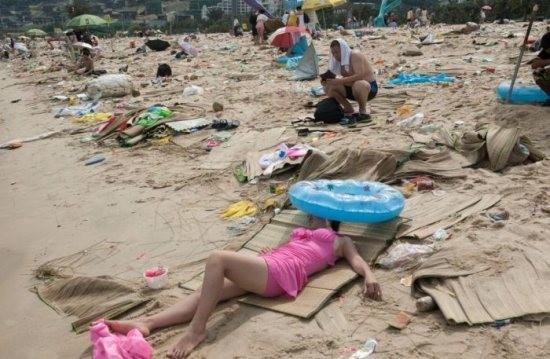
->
[[1, 21, 549, 358]]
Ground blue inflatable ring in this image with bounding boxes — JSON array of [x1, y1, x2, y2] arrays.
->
[[289, 180, 405, 223]]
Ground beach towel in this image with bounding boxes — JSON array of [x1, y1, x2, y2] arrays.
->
[[329, 38, 351, 75], [91, 321, 153, 359]]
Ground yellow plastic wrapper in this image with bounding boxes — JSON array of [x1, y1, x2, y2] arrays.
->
[[219, 200, 257, 219], [72, 113, 112, 124], [150, 136, 171, 146]]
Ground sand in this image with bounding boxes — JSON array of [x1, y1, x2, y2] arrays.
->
[[1, 21, 549, 358]]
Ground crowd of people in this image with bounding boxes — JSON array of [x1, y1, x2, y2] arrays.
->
[[405, 7, 433, 28]]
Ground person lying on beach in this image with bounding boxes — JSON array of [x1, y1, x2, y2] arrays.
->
[[73, 48, 94, 76], [531, 30, 550, 96], [322, 39, 378, 123], [105, 216, 381, 359]]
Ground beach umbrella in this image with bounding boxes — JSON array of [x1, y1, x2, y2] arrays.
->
[[481, 5, 492, 11], [67, 14, 107, 28], [302, 0, 347, 11], [178, 38, 198, 57], [268, 26, 308, 48], [26, 28, 47, 37], [301, 0, 347, 30], [145, 39, 170, 51]]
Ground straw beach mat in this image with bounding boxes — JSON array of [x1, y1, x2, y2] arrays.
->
[[182, 210, 401, 318], [33, 276, 150, 333], [412, 240, 550, 324]]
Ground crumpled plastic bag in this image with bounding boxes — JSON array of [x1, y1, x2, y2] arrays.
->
[[86, 74, 135, 99], [90, 321, 153, 359], [377, 243, 435, 270]]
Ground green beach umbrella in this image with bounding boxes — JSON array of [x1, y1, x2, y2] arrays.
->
[[66, 14, 107, 28], [26, 28, 47, 37]]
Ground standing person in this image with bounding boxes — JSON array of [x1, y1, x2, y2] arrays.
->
[[287, 10, 298, 27], [233, 18, 241, 37], [105, 217, 381, 359], [421, 8, 428, 26], [296, 6, 306, 28], [282, 11, 289, 26], [531, 30, 550, 97], [406, 8, 414, 28], [255, 9, 268, 45], [480, 9, 486, 24], [322, 38, 378, 123], [249, 11, 258, 43]]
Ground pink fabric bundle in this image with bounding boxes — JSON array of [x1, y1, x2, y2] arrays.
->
[[90, 321, 153, 359]]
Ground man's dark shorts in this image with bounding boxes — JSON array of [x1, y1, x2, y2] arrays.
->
[[345, 81, 378, 101]]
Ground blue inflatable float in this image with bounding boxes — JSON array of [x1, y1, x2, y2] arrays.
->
[[289, 180, 405, 223], [496, 81, 550, 104]]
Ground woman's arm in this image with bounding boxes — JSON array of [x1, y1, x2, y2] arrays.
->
[[339, 236, 382, 300]]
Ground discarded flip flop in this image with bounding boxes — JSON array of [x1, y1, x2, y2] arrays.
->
[[352, 113, 372, 123], [217, 119, 240, 131], [339, 116, 357, 127], [211, 119, 227, 129]]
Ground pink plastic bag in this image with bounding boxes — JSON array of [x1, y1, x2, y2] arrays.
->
[[90, 321, 153, 359]]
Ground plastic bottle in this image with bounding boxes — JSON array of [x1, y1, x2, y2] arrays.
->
[[416, 296, 437, 312], [349, 339, 377, 359]]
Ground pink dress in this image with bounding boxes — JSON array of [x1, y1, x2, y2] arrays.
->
[[259, 228, 338, 298]]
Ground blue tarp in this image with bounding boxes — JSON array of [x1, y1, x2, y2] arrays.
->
[[387, 73, 455, 86]]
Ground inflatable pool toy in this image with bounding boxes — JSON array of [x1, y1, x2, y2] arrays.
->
[[496, 81, 550, 104], [289, 180, 405, 223]]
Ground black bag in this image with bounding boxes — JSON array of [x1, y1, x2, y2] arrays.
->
[[156, 63, 172, 78], [313, 98, 344, 124], [304, 13, 310, 24]]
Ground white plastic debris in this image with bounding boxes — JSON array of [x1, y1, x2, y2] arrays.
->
[[349, 339, 377, 359]]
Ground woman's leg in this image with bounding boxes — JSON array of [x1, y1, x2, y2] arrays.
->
[[105, 278, 247, 336], [258, 27, 264, 44], [168, 251, 268, 358]]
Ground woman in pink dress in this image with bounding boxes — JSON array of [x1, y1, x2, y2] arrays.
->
[[106, 216, 382, 358]]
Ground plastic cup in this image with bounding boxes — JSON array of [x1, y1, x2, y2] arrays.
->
[[143, 267, 168, 289]]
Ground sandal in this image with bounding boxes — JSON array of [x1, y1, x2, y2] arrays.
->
[[352, 113, 372, 123], [339, 116, 357, 127], [211, 119, 227, 129], [216, 119, 240, 131]]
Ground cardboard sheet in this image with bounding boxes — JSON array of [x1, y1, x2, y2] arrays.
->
[[182, 209, 400, 318]]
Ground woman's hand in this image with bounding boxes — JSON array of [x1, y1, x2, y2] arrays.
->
[[363, 270, 382, 301]]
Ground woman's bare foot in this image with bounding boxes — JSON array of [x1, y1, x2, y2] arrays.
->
[[166, 329, 207, 359], [104, 319, 151, 337]]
